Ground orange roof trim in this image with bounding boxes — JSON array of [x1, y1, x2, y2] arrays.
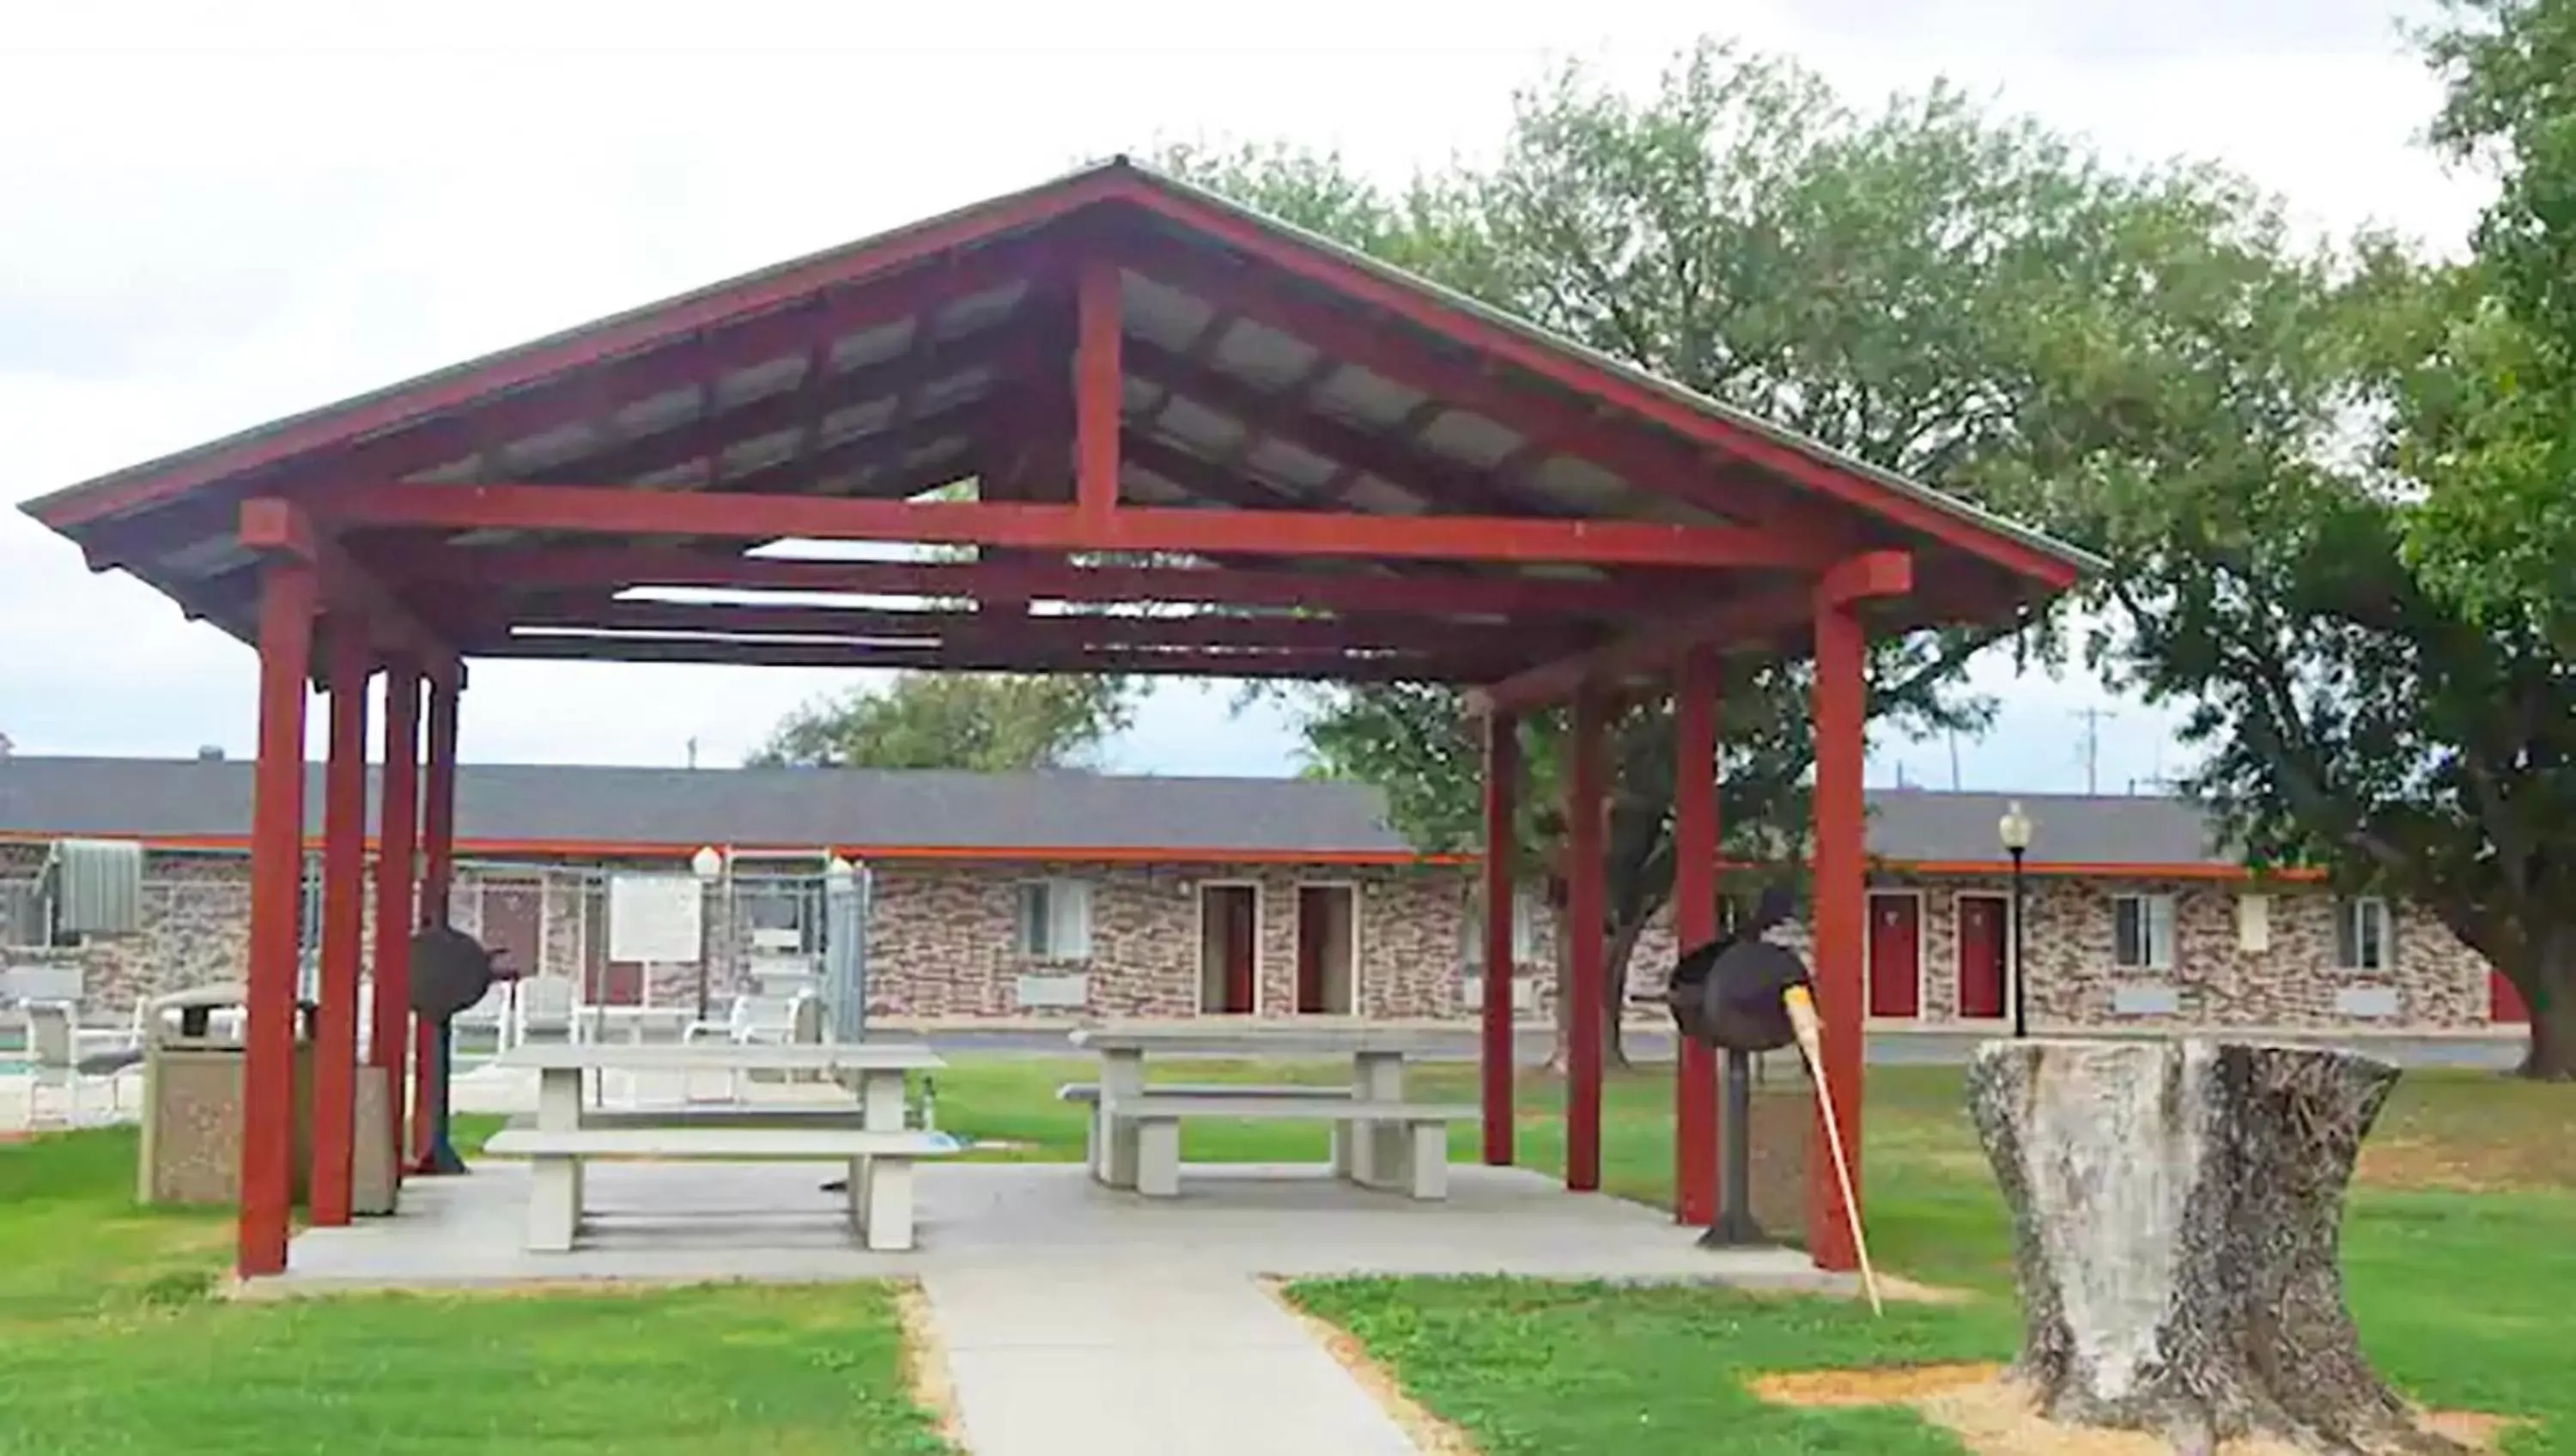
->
[[3, 829, 2315, 881], [0, 830, 1469, 868]]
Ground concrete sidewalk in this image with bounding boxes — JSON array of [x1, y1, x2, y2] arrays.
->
[[275, 1161, 1844, 1453], [926, 1262, 1416, 1454]]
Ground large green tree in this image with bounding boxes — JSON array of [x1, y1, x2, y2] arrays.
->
[[1940, 10, 2576, 1076], [1182, 36, 2576, 1077], [1169, 46, 2221, 1059], [2403, 0, 2576, 649], [749, 673, 1139, 772]]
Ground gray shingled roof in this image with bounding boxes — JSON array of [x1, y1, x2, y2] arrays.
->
[[1860, 788, 2230, 866], [0, 757, 1413, 857], [0, 757, 2233, 866]]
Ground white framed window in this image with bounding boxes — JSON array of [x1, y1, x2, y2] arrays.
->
[[2112, 894, 2177, 971], [1016, 879, 1093, 961], [1461, 887, 1545, 963], [2335, 897, 2391, 973]]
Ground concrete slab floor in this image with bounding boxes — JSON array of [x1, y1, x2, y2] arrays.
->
[[266, 1161, 1849, 1455]]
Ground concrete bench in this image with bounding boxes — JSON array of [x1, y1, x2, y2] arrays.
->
[[482, 1125, 951, 1253], [1057, 1080, 1352, 1174], [501, 1106, 869, 1133], [1102, 1095, 1473, 1201]]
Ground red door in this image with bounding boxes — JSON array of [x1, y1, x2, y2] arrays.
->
[[1956, 895, 2008, 1020], [1296, 889, 1329, 1014], [1201, 886, 1257, 1014], [1867, 893, 1921, 1019], [580, 895, 646, 1005], [2491, 970, 2530, 1025]]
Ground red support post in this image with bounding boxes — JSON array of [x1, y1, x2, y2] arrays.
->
[[311, 619, 371, 1227], [1807, 597, 1868, 1271], [1564, 690, 1609, 1193], [1672, 648, 1721, 1226], [239, 557, 316, 1278], [1479, 710, 1520, 1166], [1075, 256, 1122, 524], [411, 658, 460, 1170], [371, 658, 422, 1184]]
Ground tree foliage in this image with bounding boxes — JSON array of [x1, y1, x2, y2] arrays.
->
[[2402, 0, 2576, 646], [1177, 34, 2576, 1077], [748, 673, 1139, 773], [1166, 45, 2208, 1053]]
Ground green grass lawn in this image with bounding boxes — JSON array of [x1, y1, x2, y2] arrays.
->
[[1259, 1059, 2576, 1455], [5, 1053, 2571, 1453], [0, 1129, 950, 1455]]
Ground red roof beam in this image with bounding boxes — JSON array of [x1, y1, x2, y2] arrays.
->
[[70, 248, 1052, 571], [1125, 340, 1554, 519], [376, 547, 1674, 617], [238, 498, 452, 664], [477, 632, 1504, 681], [1114, 229, 1874, 549], [523, 331, 1042, 488], [315, 482, 1843, 569], [1470, 549, 1915, 713], [1103, 203, 2078, 587], [501, 597, 1583, 653], [1076, 255, 1121, 523]]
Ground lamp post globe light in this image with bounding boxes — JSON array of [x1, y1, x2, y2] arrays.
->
[[690, 846, 726, 1020], [1997, 802, 2033, 1038]]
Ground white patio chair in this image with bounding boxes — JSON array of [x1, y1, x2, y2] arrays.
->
[[679, 991, 821, 1099], [450, 981, 509, 1055], [23, 1000, 143, 1126], [507, 978, 578, 1049]]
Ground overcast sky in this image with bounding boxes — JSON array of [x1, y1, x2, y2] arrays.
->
[[0, 0, 2487, 797]]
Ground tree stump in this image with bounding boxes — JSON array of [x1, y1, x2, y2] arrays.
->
[[1966, 1039, 2462, 1454]]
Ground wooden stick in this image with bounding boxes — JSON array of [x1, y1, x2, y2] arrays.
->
[[1781, 986, 1883, 1316]]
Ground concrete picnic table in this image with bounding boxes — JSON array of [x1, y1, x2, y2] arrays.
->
[[489, 1040, 948, 1249], [1069, 1021, 1460, 1193]]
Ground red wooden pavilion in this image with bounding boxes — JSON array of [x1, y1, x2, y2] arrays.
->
[[21, 157, 2095, 1280]]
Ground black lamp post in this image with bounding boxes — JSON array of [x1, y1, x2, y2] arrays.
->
[[1998, 801, 2033, 1038]]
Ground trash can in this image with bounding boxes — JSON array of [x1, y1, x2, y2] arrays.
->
[[134, 983, 394, 1213]]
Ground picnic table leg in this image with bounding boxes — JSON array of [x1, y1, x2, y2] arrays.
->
[[1098, 1050, 1145, 1188], [853, 1067, 909, 1214], [529, 1066, 583, 1252], [862, 1157, 916, 1249], [1352, 1052, 1406, 1188]]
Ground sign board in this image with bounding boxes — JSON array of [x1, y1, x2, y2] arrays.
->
[[608, 874, 704, 963]]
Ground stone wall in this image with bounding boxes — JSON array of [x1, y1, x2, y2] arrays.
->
[[1464, 871, 2502, 1032], [865, 860, 1471, 1021], [3, 841, 2509, 1029]]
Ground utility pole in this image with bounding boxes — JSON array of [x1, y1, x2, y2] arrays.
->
[[2070, 707, 2117, 794], [1946, 731, 1962, 791]]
